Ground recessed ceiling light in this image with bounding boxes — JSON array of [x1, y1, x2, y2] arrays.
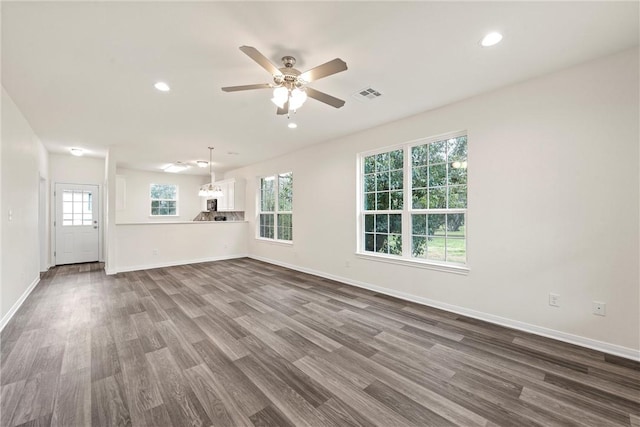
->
[[196, 160, 208, 168], [70, 148, 84, 157], [288, 122, 298, 129], [154, 81, 170, 92], [164, 162, 189, 173], [480, 32, 503, 47]]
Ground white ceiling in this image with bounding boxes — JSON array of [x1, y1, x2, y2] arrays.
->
[[2, 1, 638, 175]]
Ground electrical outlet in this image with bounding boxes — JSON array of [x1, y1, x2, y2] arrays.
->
[[592, 301, 606, 316], [549, 293, 560, 307]]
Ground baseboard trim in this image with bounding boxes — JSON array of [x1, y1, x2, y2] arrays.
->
[[0, 275, 40, 332], [110, 254, 249, 274], [249, 255, 640, 362]]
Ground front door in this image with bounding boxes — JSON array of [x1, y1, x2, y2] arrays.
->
[[55, 183, 100, 265]]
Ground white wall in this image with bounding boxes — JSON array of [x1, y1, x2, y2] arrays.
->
[[1, 87, 49, 325], [49, 153, 106, 263], [37, 140, 49, 271], [50, 153, 105, 185], [104, 148, 117, 274], [227, 49, 640, 356], [114, 222, 247, 272], [115, 168, 208, 223]]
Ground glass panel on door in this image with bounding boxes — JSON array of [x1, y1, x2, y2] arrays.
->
[[63, 190, 93, 226]]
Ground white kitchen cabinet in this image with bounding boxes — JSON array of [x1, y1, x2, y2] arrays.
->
[[215, 178, 245, 211], [200, 194, 208, 212]]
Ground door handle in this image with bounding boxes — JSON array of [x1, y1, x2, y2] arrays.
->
[[93, 226, 98, 229]]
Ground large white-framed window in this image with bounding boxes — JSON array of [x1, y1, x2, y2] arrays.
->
[[358, 132, 467, 269], [258, 172, 293, 242], [150, 183, 178, 216]]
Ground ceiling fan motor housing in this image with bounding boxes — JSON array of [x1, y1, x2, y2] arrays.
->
[[281, 56, 296, 68], [274, 58, 304, 89]]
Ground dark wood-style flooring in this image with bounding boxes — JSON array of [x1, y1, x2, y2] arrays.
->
[[1, 259, 639, 426]]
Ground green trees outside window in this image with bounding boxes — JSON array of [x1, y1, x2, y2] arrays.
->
[[259, 172, 293, 242], [150, 183, 178, 216], [361, 134, 467, 265]]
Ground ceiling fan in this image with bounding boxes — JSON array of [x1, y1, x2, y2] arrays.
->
[[221, 46, 348, 115]]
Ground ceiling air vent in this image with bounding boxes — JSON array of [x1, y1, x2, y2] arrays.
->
[[352, 87, 383, 102]]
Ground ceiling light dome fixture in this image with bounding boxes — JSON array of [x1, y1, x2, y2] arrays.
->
[[164, 162, 189, 173], [70, 148, 84, 157], [480, 32, 503, 47], [196, 160, 208, 168], [198, 147, 223, 198]]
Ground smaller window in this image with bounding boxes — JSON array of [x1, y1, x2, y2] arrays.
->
[[258, 172, 293, 242], [62, 190, 93, 226], [150, 184, 178, 216]]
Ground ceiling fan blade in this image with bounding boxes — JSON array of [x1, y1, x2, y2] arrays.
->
[[239, 46, 283, 77], [306, 87, 345, 108], [276, 99, 289, 115], [299, 58, 347, 83], [221, 83, 272, 92]]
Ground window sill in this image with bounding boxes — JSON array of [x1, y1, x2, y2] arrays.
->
[[355, 252, 469, 275], [148, 215, 179, 218], [255, 238, 293, 247]]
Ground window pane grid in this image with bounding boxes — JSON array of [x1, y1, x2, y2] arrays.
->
[[363, 213, 402, 256], [361, 134, 467, 266], [410, 213, 466, 264], [259, 173, 293, 242], [277, 213, 293, 241], [62, 190, 94, 226], [259, 213, 275, 239], [363, 149, 403, 211], [150, 184, 178, 216]]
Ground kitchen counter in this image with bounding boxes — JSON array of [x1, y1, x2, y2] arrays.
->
[[193, 211, 245, 222], [116, 221, 248, 225], [113, 221, 248, 273]]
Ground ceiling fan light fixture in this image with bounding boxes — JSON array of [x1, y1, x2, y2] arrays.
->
[[196, 160, 208, 168], [289, 88, 307, 111], [271, 86, 288, 108]]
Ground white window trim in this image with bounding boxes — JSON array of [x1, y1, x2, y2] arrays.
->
[[256, 173, 293, 243], [356, 130, 468, 271], [255, 237, 294, 247], [149, 183, 179, 217]]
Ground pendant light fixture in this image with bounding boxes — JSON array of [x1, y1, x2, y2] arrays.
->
[[198, 147, 224, 198]]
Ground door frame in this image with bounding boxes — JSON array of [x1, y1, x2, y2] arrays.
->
[[39, 175, 48, 272], [51, 182, 104, 265]]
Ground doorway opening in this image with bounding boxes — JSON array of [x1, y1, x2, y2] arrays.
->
[[54, 183, 100, 265]]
